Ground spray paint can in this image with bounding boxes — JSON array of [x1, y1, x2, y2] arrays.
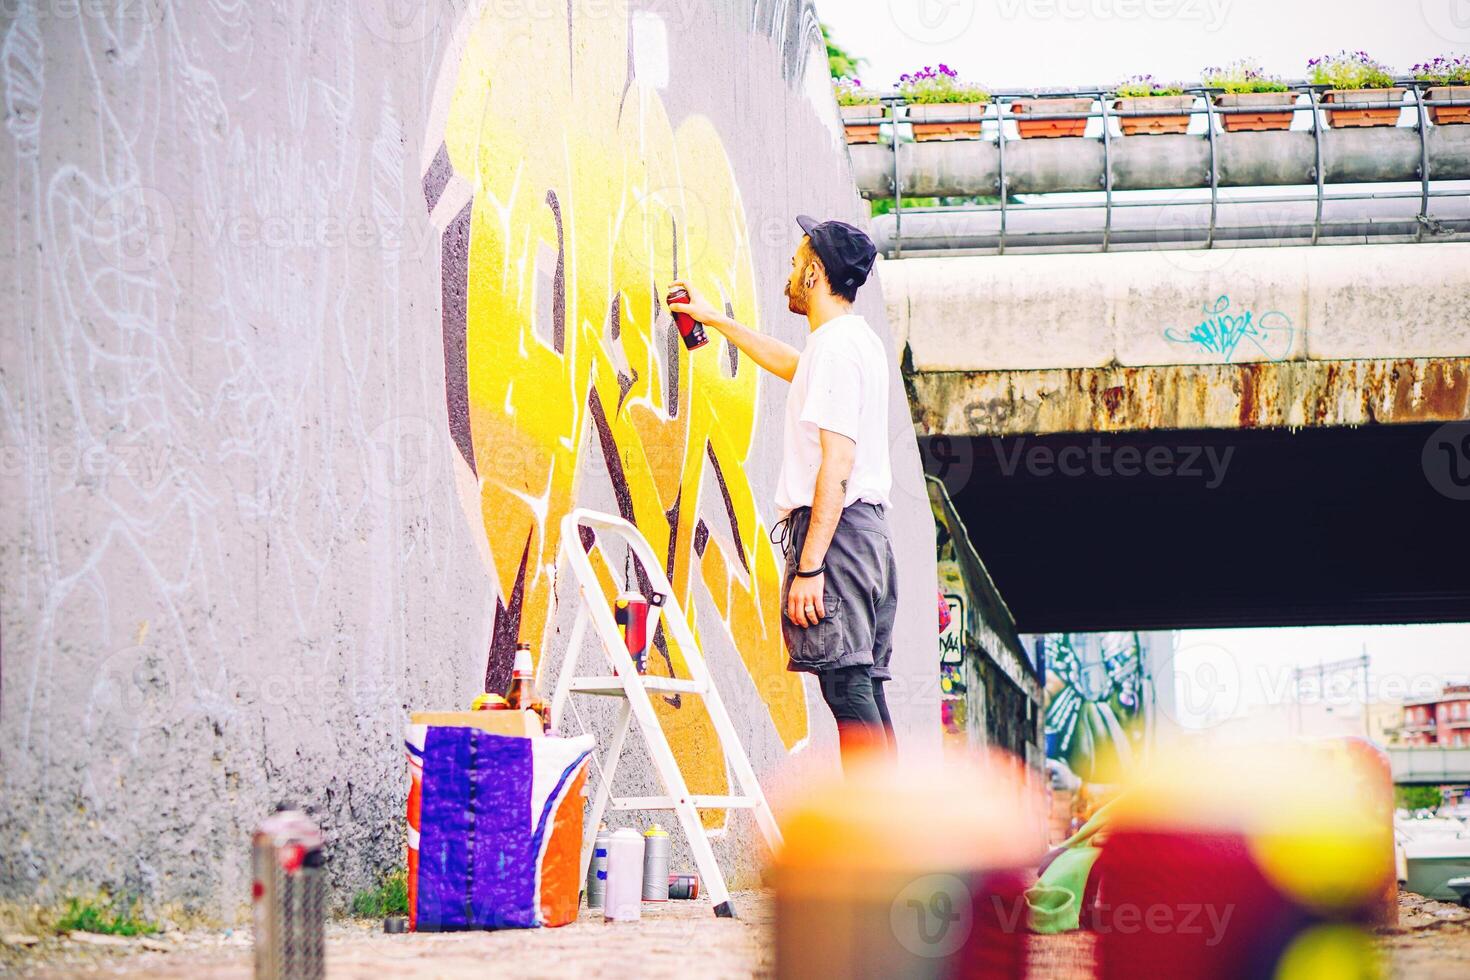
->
[[668, 873, 700, 900], [603, 828, 645, 922], [666, 287, 709, 350], [585, 823, 612, 908], [251, 805, 326, 980], [614, 592, 650, 674], [642, 824, 671, 901]]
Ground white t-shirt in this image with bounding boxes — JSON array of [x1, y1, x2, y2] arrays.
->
[[774, 313, 893, 515]]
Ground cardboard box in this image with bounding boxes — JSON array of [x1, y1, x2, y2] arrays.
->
[[405, 713, 592, 931], [410, 709, 542, 738]]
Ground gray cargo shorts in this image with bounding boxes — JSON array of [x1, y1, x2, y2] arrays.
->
[[774, 502, 898, 680]]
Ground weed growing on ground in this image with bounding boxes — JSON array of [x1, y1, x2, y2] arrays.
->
[[55, 896, 159, 936], [350, 870, 409, 918]]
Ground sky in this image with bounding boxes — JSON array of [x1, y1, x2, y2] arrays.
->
[[819, 0, 1469, 91], [817, 1, 1470, 711], [1169, 624, 1470, 726]]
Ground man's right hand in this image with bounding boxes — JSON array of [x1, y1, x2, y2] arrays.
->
[[667, 280, 723, 328]]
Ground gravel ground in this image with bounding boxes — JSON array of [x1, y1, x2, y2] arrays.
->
[[3, 891, 1466, 978]]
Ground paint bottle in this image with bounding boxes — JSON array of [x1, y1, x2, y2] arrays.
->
[[585, 823, 612, 908], [506, 642, 535, 710], [666, 287, 709, 350], [603, 828, 645, 922], [641, 825, 671, 901], [668, 873, 700, 900], [252, 805, 326, 980], [614, 592, 650, 674]]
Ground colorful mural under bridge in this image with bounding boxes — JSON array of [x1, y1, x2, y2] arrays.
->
[[1043, 632, 1154, 784]]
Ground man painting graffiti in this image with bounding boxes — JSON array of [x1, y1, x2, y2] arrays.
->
[[669, 215, 895, 765]]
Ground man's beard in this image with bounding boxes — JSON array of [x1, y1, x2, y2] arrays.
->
[[785, 281, 806, 315]]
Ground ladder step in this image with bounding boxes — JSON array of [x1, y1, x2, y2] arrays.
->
[[569, 675, 706, 697], [609, 795, 760, 811]]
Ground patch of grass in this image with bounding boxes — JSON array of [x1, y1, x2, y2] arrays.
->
[[55, 896, 159, 936], [350, 870, 409, 919]]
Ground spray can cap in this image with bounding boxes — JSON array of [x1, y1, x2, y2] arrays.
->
[[644, 824, 668, 837]]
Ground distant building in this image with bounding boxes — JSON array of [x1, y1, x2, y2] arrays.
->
[[1401, 683, 1470, 747], [1365, 700, 1405, 748]]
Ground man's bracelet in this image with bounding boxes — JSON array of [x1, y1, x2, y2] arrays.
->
[[794, 562, 826, 578]]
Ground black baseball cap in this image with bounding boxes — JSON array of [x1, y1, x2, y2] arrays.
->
[[796, 214, 877, 293]]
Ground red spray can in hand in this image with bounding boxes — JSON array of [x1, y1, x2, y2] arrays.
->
[[666, 286, 709, 351]]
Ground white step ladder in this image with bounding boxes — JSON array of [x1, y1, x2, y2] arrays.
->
[[547, 508, 783, 918]]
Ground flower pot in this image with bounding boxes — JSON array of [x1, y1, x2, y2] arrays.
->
[[1322, 88, 1405, 128], [907, 102, 985, 141], [840, 104, 884, 144], [1114, 95, 1194, 135], [1011, 97, 1092, 138], [1215, 91, 1297, 132], [1426, 86, 1470, 126]]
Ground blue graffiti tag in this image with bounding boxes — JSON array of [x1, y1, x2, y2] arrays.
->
[[1163, 295, 1294, 363]]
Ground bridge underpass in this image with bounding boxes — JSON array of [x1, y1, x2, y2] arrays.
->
[[919, 422, 1468, 633], [866, 99, 1470, 633]]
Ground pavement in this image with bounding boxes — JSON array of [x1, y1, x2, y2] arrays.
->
[[4, 890, 1468, 978], [6, 892, 771, 979]]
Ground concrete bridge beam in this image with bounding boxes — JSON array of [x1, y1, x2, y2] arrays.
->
[[884, 242, 1470, 435]]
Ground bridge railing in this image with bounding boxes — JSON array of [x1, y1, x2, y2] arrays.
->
[[855, 78, 1470, 257], [1387, 746, 1470, 785]]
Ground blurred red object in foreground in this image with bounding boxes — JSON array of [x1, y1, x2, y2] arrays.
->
[[1096, 738, 1394, 979]]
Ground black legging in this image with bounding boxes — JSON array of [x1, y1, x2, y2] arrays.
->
[[818, 666, 896, 763]]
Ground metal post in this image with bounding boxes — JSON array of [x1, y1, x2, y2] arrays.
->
[[1202, 89, 1219, 249], [1308, 87, 1326, 245], [1413, 81, 1431, 243], [1099, 93, 1113, 252], [996, 99, 1008, 255], [890, 99, 903, 258]]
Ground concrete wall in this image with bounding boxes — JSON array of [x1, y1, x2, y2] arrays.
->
[[885, 243, 1470, 373], [0, 0, 939, 916], [928, 477, 1043, 767], [888, 244, 1470, 435]]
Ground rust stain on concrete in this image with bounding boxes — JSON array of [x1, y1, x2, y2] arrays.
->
[[909, 357, 1470, 436], [1390, 359, 1470, 422]]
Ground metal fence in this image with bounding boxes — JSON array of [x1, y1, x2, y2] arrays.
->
[[852, 78, 1470, 257]]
